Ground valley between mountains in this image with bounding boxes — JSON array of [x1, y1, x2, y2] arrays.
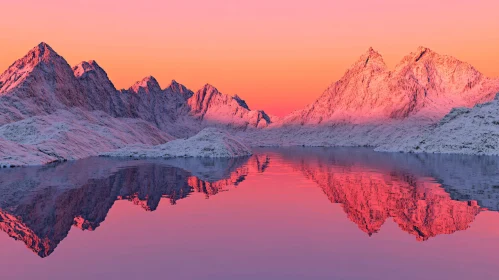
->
[[1, 43, 499, 166]]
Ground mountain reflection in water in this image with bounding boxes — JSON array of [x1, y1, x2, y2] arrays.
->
[[0, 148, 498, 259]]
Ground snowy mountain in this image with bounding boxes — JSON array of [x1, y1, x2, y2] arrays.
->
[[1, 42, 499, 165], [242, 47, 499, 149], [188, 84, 273, 129], [0, 43, 86, 124], [0, 43, 273, 166], [282, 46, 499, 125]]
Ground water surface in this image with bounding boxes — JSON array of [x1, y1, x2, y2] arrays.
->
[[0, 148, 498, 279]]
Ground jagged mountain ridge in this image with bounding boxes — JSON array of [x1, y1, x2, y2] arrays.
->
[[0, 43, 273, 136], [2, 42, 499, 163], [282, 46, 499, 125], [0, 43, 274, 165]]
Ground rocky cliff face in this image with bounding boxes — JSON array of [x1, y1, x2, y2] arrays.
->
[[282, 47, 499, 125]]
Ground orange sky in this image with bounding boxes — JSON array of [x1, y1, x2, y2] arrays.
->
[[1, 0, 499, 116]]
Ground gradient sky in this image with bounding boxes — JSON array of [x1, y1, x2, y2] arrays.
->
[[1, 0, 499, 116]]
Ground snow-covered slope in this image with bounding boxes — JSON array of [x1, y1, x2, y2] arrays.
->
[[383, 94, 499, 155], [0, 109, 172, 164], [102, 127, 252, 158]]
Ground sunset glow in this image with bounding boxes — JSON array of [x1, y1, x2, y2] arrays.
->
[[2, 0, 499, 116]]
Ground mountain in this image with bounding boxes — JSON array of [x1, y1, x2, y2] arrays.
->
[[244, 47, 499, 149], [188, 84, 273, 129], [73, 60, 126, 116], [0, 43, 86, 124], [282, 46, 499, 125], [0, 43, 274, 165], [2, 42, 499, 164]]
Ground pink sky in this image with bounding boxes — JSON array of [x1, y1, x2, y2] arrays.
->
[[1, 0, 498, 116]]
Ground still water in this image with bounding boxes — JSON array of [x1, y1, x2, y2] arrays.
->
[[0, 147, 498, 279]]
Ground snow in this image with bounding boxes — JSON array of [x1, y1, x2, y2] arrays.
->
[[380, 95, 499, 155], [101, 127, 252, 159], [240, 46, 499, 153], [0, 43, 268, 167], [2, 42, 499, 167], [0, 138, 57, 167], [0, 109, 172, 165], [280, 46, 499, 125]]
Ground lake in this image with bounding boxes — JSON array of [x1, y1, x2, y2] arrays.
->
[[0, 147, 498, 279]]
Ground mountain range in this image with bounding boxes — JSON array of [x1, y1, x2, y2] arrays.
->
[[1, 42, 499, 166]]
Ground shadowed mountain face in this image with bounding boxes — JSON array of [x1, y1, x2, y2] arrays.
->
[[1, 148, 499, 258]]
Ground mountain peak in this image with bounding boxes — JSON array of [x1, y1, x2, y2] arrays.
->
[[351, 47, 386, 71], [0, 42, 70, 94], [35, 42, 55, 53], [366, 46, 378, 55], [73, 60, 105, 77], [413, 46, 433, 62], [165, 79, 193, 98], [29, 42, 60, 62], [202, 83, 220, 93], [130, 76, 161, 93]]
